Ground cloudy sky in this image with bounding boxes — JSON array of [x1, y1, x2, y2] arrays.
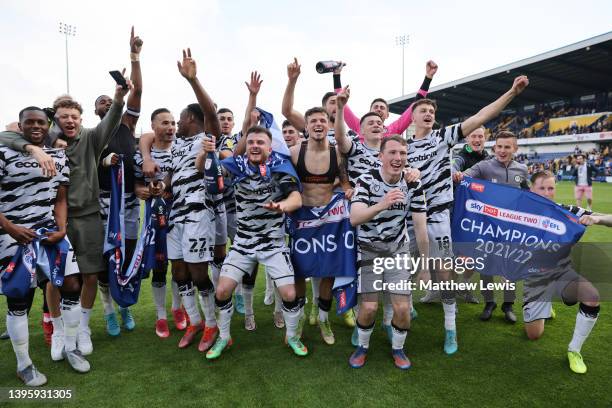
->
[[1, 0, 611, 133]]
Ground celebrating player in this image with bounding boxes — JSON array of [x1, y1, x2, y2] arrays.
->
[[204, 126, 306, 359], [0, 107, 87, 385], [527, 170, 611, 373], [406, 75, 529, 354], [349, 135, 429, 369]]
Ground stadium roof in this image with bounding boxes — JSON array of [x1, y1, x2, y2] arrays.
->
[[388, 31, 612, 123]]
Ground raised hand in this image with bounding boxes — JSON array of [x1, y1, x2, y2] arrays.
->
[[249, 108, 261, 126], [336, 86, 350, 108], [333, 61, 346, 75], [287, 57, 301, 80], [511, 75, 529, 96], [245, 71, 263, 95], [130, 26, 143, 54], [177, 48, 197, 81], [426, 60, 438, 78], [114, 77, 134, 100]]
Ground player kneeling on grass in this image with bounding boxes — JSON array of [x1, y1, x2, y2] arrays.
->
[[527, 170, 612, 374], [348, 135, 429, 369], [200, 126, 308, 359]]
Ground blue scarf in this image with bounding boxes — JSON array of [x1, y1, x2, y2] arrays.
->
[[1, 228, 69, 298], [221, 152, 301, 191]]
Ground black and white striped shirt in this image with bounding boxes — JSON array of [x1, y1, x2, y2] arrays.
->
[[232, 171, 299, 253], [352, 168, 426, 246], [407, 124, 463, 209], [169, 133, 215, 225]]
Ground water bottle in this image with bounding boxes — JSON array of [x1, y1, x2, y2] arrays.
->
[[204, 151, 224, 194], [316, 61, 342, 74]]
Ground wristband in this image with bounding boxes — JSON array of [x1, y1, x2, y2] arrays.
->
[[130, 52, 140, 62], [420, 76, 432, 91], [126, 107, 140, 117], [333, 74, 342, 90]]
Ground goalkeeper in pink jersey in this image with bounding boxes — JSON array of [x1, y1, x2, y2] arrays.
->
[[334, 61, 438, 140]]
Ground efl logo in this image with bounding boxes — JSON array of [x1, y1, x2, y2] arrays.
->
[[470, 182, 485, 193], [483, 205, 498, 217]]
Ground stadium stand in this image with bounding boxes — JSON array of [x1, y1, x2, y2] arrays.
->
[[389, 31, 612, 181]]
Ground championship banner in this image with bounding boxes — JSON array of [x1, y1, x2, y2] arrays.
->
[[105, 160, 144, 308], [287, 193, 357, 313], [452, 177, 586, 281]]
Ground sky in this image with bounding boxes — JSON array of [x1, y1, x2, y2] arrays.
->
[[1, 0, 611, 134]]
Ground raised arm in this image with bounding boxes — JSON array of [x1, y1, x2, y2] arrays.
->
[[92, 80, 132, 157], [331, 64, 361, 135], [122, 26, 144, 132], [334, 86, 353, 155], [234, 71, 263, 156], [387, 60, 438, 135], [461, 76, 529, 136], [177, 48, 221, 138], [281, 58, 306, 131]]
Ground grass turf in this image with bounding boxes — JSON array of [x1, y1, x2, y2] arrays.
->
[[1, 181, 611, 407]]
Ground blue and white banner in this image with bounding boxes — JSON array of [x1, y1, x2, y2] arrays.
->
[[1, 228, 70, 298], [104, 161, 145, 308], [452, 177, 586, 281], [255, 107, 290, 158], [287, 193, 357, 313]]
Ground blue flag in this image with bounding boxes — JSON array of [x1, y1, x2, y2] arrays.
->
[[255, 107, 290, 158], [104, 161, 144, 308], [452, 177, 586, 281], [287, 193, 357, 313]]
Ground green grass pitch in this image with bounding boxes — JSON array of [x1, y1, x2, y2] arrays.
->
[[1, 182, 611, 407]]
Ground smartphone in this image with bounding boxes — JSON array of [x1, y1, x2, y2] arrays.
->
[[109, 70, 128, 89]]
